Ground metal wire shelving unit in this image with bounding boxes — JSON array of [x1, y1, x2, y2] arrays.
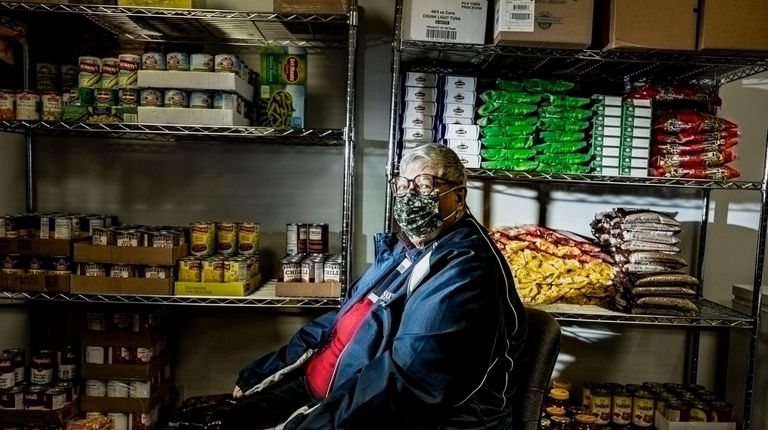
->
[[384, 1, 767, 429]]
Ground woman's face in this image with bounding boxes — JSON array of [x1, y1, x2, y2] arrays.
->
[[399, 162, 463, 224]]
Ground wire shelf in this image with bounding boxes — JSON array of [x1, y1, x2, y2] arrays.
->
[[0, 121, 344, 144], [399, 41, 768, 84], [466, 169, 763, 190], [0, 283, 341, 308], [0, 2, 350, 48], [535, 299, 754, 328]]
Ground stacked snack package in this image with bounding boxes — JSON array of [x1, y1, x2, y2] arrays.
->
[[477, 79, 594, 173], [592, 208, 700, 316], [401, 72, 438, 148], [627, 84, 740, 180], [438, 75, 481, 168], [490, 225, 616, 306], [590, 95, 652, 176]]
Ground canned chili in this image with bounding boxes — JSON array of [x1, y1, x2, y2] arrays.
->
[[308, 223, 329, 254]]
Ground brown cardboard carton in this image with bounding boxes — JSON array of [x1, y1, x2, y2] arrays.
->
[[70, 276, 174, 296], [81, 355, 167, 380], [273, 0, 347, 14], [81, 375, 163, 413], [0, 401, 78, 426], [1, 272, 70, 293], [81, 329, 165, 348], [0, 237, 87, 256], [493, 0, 594, 48], [600, 0, 698, 51], [698, 0, 768, 51], [74, 242, 186, 265], [276, 282, 341, 298]]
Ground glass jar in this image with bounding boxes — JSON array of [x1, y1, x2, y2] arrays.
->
[[581, 382, 597, 408], [611, 388, 632, 426], [688, 401, 710, 422], [573, 414, 597, 430], [710, 401, 733, 422], [656, 392, 673, 417], [631, 390, 655, 428], [550, 416, 571, 430], [552, 378, 572, 392], [567, 405, 588, 419], [540, 418, 552, 430], [546, 388, 570, 411], [666, 401, 690, 422], [545, 406, 567, 421], [589, 388, 611, 425]]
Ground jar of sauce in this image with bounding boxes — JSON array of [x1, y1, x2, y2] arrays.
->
[[550, 416, 571, 430], [546, 388, 570, 410], [632, 390, 656, 428], [573, 414, 597, 430], [589, 388, 611, 425], [710, 401, 733, 422], [666, 401, 690, 422]]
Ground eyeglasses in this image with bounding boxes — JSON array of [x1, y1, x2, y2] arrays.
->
[[389, 173, 461, 198]]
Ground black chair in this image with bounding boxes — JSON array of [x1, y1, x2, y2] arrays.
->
[[510, 308, 562, 430]]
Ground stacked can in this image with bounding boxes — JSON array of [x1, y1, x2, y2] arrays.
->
[[180, 221, 260, 284], [282, 223, 339, 283], [0, 347, 78, 411]]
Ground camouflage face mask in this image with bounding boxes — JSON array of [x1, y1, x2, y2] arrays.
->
[[393, 187, 458, 238]]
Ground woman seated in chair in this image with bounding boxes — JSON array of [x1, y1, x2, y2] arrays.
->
[[223, 143, 528, 430]]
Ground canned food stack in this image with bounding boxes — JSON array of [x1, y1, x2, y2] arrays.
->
[[137, 52, 257, 127], [591, 208, 700, 316], [280, 223, 340, 285], [0, 212, 117, 240], [81, 310, 168, 429], [489, 225, 616, 307], [401, 72, 438, 148], [0, 347, 79, 414]]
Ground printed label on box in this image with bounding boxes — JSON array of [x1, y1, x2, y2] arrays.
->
[[442, 75, 477, 91], [592, 94, 623, 106], [259, 47, 306, 128], [595, 125, 622, 137], [404, 101, 437, 116], [592, 135, 621, 148], [403, 0, 489, 44], [622, 127, 651, 138], [403, 114, 435, 129], [402, 128, 435, 142], [441, 103, 475, 118], [594, 105, 622, 117], [458, 154, 481, 168], [622, 136, 651, 148], [445, 139, 481, 155], [405, 72, 438, 88], [441, 88, 477, 105], [404, 87, 438, 102], [623, 116, 652, 128], [594, 115, 621, 127], [440, 124, 480, 140], [496, 0, 535, 32]]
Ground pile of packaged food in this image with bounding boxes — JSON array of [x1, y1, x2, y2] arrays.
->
[[490, 225, 616, 306], [591, 208, 700, 316]]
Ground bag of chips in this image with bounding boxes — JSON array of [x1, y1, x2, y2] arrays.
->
[[539, 131, 586, 142], [478, 103, 538, 117], [649, 165, 741, 180], [653, 130, 739, 145], [534, 142, 588, 154], [480, 90, 542, 105], [536, 164, 591, 174], [652, 140, 738, 156], [654, 111, 738, 133], [523, 79, 574, 93], [539, 107, 594, 120], [649, 149, 737, 169], [535, 153, 592, 165], [543, 93, 591, 108]]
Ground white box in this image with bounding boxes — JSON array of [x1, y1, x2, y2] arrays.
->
[[598, 146, 621, 157], [627, 98, 653, 108], [622, 157, 649, 169], [622, 136, 651, 148], [596, 166, 620, 176], [440, 124, 480, 140], [137, 70, 255, 102], [592, 135, 621, 147], [624, 127, 651, 138], [441, 88, 477, 105], [402, 128, 435, 142], [403, 114, 435, 129], [595, 155, 621, 167], [442, 75, 477, 91], [445, 139, 481, 155], [624, 116, 652, 128], [137, 107, 250, 126], [593, 94, 623, 106], [404, 87, 438, 102], [594, 115, 622, 127], [402, 0, 488, 44], [654, 411, 735, 430], [595, 125, 622, 137], [441, 103, 475, 119], [594, 105, 622, 117], [457, 154, 482, 168], [441, 117, 474, 125], [404, 101, 437, 116], [404, 72, 438, 88]]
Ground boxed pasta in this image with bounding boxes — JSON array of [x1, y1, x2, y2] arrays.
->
[[259, 47, 306, 128]]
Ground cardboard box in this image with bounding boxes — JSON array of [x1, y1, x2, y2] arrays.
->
[[402, 114, 435, 129], [440, 88, 476, 105], [137, 71, 255, 102], [440, 103, 475, 119], [458, 154, 482, 168], [137, 107, 250, 127], [591, 135, 621, 148], [0, 400, 78, 426], [175, 274, 261, 297], [273, 0, 347, 14], [1, 272, 70, 293], [82, 355, 167, 380], [441, 117, 474, 125], [592, 94, 623, 106], [699, 0, 768, 51], [259, 47, 306, 128], [446, 139, 481, 155], [600, 0, 698, 51], [593, 115, 621, 128], [275, 282, 341, 298], [403, 101, 437, 116], [404, 72, 438, 88], [654, 411, 735, 430], [494, 0, 594, 48], [402, 128, 435, 143], [441, 75, 477, 91], [593, 105, 622, 117], [0, 237, 86, 256], [70, 276, 174, 296], [404, 87, 438, 102], [439, 124, 480, 140], [74, 243, 187, 265], [402, 0, 488, 45], [594, 124, 622, 137]]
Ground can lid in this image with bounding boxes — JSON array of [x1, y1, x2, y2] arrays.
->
[[552, 378, 572, 390], [575, 414, 596, 424]]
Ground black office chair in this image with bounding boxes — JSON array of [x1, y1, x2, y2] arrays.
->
[[510, 307, 562, 430]]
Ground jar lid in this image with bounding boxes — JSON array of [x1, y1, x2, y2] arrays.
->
[[634, 390, 656, 399], [550, 388, 570, 400], [552, 378, 572, 390], [575, 414, 597, 424], [545, 406, 566, 417], [551, 416, 571, 424]]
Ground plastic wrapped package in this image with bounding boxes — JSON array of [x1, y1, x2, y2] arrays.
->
[[481, 136, 535, 149], [480, 125, 537, 137], [649, 149, 737, 169], [477, 116, 538, 127]]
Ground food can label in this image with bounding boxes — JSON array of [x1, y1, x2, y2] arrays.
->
[[118, 54, 140, 88], [15, 91, 40, 121], [217, 223, 237, 255], [215, 54, 238, 73], [592, 395, 612, 425], [282, 262, 301, 282], [86, 380, 107, 397], [190, 53, 214, 72], [164, 90, 188, 108], [54, 217, 72, 239], [612, 395, 632, 425], [179, 259, 202, 282], [632, 397, 655, 427], [0, 369, 14, 389], [116, 232, 139, 247], [100, 58, 120, 89], [0, 90, 14, 120], [202, 259, 224, 282], [190, 223, 215, 256], [141, 53, 166, 71], [85, 264, 106, 277], [224, 260, 248, 283], [212, 91, 237, 110], [61, 65, 78, 91], [35, 63, 58, 92], [166, 52, 190, 71], [30, 368, 53, 385], [46, 391, 65, 409], [689, 407, 708, 422], [238, 223, 259, 254], [144, 267, 168, 279], [41, 92, 62, 121], [301, 258, 314, 283], [190, 91, 212, 109], [140, 89, 163, 107], [79, 56, 102, 88], [136, 347, 153, 363]]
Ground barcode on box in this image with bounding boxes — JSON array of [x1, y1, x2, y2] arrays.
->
[[512, 4, 530, 10], [426, 29, 457, 40], [509, 13, 531, 20]]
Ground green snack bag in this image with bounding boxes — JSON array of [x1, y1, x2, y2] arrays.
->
[[539, 131, 586, 142], [496, 79, 524, 92], [480, 148, 537, 161], [481, 125, 537, 137], [477, 116, 538, 127], [538, 107, 593, 120], [523, 79, 574, 93], [544, 94, 592, 108], [537, 118, 591, 131], [537, 164, 592, 174], [480, 90, 541, 105], [533, 142, 588, 155], [535, 153, 593, 165], [478, 102, 538, 116], [481, 136, 535, 149], [481, 159, 539, 171]]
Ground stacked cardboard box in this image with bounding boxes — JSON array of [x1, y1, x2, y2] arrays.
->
[[591, 96, 651, 177], [438, 75, 480, 167], [401, 72, 438, 148]]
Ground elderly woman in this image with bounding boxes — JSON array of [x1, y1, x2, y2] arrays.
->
[[224, 143, 527, 430]]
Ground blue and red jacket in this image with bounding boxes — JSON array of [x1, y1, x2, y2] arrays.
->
[[235, 213, 527, 430]]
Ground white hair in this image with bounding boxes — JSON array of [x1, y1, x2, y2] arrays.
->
[[399, 143, 467, 185]]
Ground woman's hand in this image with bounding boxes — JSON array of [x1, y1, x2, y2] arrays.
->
[[232, 385, 244, 399]]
